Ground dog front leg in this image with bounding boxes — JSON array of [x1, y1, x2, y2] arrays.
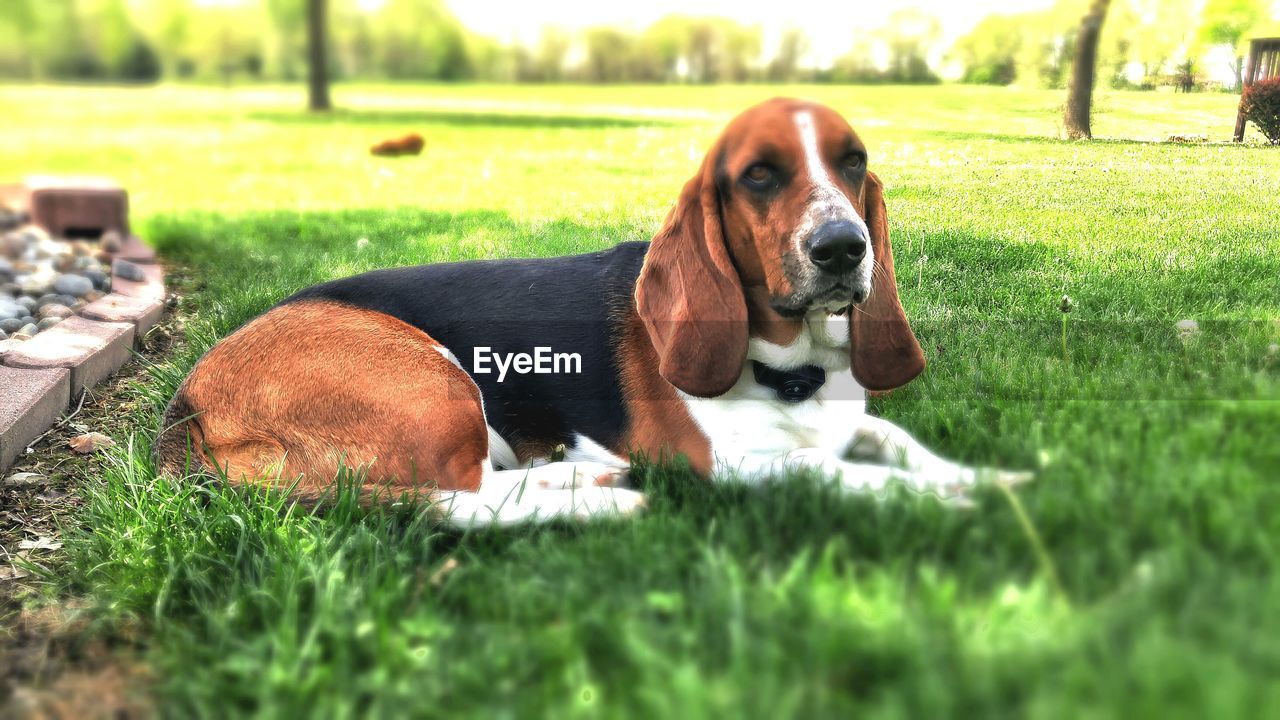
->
[[716, 448, 978, 503]]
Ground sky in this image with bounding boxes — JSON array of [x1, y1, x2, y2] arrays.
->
[[446, 0, 1060, 66]]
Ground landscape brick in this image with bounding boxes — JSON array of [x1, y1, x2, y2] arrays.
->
[[80, 293, 164, 340], [0, 366, 70, 472], [2, 316, 133, 396], [112, 262, 165, 300], [116, 234, 157, 264], [0, 338, 21, 362], [24, 175, 129, 236]]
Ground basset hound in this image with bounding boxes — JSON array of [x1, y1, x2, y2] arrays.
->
[[157, 98, 1028, 526]]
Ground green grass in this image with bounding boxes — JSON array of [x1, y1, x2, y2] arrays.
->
[[5, 82, 1280, 717]]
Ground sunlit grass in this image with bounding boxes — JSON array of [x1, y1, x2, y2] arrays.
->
[[6, 82, 1279, 716]]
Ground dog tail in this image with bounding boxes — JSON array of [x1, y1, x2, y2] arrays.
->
[[153, 389, 209, 478]]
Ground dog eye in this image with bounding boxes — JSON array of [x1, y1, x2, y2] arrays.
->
[[742, 164, 774, 187], [842, 154, 866, 171]]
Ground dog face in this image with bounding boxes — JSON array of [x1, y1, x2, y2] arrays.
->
[[636, 97, 925, 398], [715, 99, 874, 317]]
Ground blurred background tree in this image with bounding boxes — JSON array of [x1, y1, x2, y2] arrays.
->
[[307, 0, 330, 110], [1064, 0, 1113, 139], [1199, 0, 1268, 89], [0, 0, 1274, 89]]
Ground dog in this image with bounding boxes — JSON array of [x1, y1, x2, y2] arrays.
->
[[157, 98, 1028, 526]]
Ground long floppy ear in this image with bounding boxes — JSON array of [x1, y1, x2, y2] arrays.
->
[[850, 172, 926, 391], [635, 153, 748, 398]]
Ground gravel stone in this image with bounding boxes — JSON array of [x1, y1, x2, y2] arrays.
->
[[113, 259, 146, 282], [80, 268, 109, 290], [53, 273, 93, 297], [36, 303, 73, 320], [0, 226, 123, 339]]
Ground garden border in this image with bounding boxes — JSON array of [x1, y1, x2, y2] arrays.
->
[[0, 179, 164, 473]]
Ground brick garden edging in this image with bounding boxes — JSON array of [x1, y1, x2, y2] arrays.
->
[[0, 179, 165, 472]]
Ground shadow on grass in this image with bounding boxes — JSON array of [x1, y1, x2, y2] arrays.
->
[[249, 107, 679, 129]]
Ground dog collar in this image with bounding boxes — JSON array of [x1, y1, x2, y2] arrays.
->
[[751, 361, 826, 403]]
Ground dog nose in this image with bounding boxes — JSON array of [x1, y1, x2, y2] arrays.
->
[[806, 220, 867, 275]]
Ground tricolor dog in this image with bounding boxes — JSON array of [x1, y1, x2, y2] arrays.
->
[[157, 98, 1028, 526]]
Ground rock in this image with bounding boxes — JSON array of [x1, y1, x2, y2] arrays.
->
[[19, 272, 53, 296], [36, 293, 77, 309], [0, 300, 22, 320], [13, 322, 37, 339], [0, 317, 24, 333], [100, 230, 123, 253], [113, 259, 146, 282], [2, 233, 27, 259], [16, 296, 36, 313], [0, 328, 6, 340], [53, 273, 94, 297], [36, 316, 61, 331], [71, 240, 93, 256], [80, 268, 109, 290], [0, 257, 12, 281], [37, 303, 73, 320]]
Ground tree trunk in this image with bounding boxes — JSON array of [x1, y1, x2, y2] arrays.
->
[[306, 0, 331, 112], [1064, 0, 1112, 140]]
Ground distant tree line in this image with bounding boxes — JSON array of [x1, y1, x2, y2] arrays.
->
[[952, 0, 1275, 92], [0, 0, 945, 84], [0, 0, 1272, 87]]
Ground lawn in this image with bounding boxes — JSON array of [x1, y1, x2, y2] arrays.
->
[[3, 82, 1280, 717]]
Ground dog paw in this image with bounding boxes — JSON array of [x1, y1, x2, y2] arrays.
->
[[562, 462, 630, 489], [569, 487, 647, 519]]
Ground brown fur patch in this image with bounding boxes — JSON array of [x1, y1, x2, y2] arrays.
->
[[744, 285, 803, 345], [157, 300, 488, 496], [616, 307, 713, 477]]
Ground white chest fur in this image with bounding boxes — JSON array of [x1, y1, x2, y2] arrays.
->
[[679, 311, 868, 476]]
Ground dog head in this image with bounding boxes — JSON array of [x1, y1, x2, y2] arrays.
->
[[636, 97, 925, 397]]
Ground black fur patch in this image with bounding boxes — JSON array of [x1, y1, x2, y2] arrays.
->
[[282, 242, 650, 460]]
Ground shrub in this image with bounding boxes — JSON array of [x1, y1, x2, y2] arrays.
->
[[1242, 77, 1280, 145]]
